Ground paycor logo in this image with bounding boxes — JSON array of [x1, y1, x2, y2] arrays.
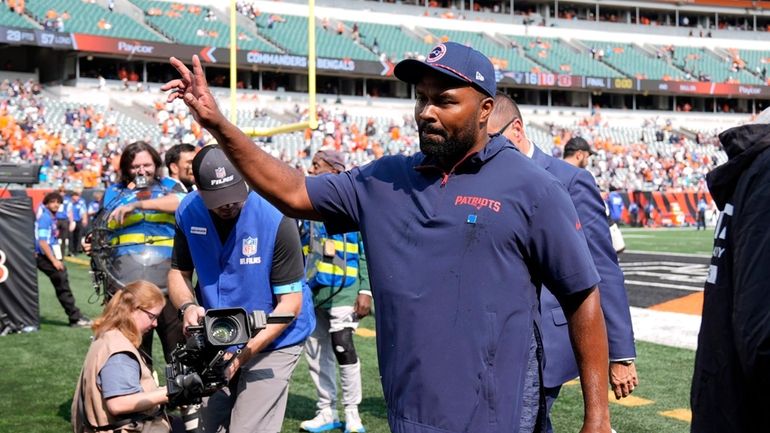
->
[[117, 41, 155, 55]]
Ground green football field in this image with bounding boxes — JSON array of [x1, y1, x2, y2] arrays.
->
[[0, 227, 710, 433]]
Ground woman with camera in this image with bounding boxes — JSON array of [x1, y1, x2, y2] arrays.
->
[[72, 280, 171, 433]]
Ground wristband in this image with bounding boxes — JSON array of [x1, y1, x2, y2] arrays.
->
[[178, 301, 198, 320]]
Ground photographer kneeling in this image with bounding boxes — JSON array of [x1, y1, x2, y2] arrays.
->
[[72, 281, 170, 433], [168, 146, 315, 433]]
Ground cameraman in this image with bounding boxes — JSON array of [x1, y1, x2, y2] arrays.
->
[[72, 280, 170, 433], [168, 145, 315, 433], [87, 141, 187, 364]]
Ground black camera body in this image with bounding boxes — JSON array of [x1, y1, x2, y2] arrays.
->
[[166, 307, 294, 406]]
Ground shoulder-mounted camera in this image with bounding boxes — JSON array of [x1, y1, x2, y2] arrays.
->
[[165, 307, 294, 407]]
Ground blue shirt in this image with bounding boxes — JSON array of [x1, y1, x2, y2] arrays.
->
[[88, 200, 100, 216], [55, 196, 71, 220], [68, 198, 88, 222], [35, 207, 58, 255], [306, 134, 599, 433], [608, 191, 624, 221], [98, 353, 142, 398]]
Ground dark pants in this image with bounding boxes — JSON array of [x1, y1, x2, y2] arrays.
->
[[140, 298, 185, 364], [56, 218, 70, 255], [630, 212, 639, 227], [697, 211, 706, 230], [70, 220, 84, 255], [36, 255, 83, 324], [544, 385, 562, 433]]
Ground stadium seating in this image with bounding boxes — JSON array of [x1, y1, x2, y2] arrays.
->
[[0, 6, 38, 29], [729, 48, 770, 83], [509, 35, 623, 77], [25, 0, 164, 41], [130, 0, 278, 51], [7, 1, 767, 88], [253, 14, 377, 61], [0, 75, 734, 193], [580, 40, 686, 80], [667, 45, 762, 84], [423, 27, 542, 72], [351, 21, 428, 60]]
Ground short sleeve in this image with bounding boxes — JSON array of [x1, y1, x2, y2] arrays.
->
[[528, 181, 600, 298], [305, 170, 361, 235], [270, 216, 306, 287], [171, 224, 194, 271], [98, 352, 143, 399], [36, 215, 52, 241]]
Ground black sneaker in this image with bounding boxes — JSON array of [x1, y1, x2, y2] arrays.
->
[[70, 317, 93, 328]]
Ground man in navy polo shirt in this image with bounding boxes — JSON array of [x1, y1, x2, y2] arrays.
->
[[164, 43, 612, 433], [489, 92, 637, 433]]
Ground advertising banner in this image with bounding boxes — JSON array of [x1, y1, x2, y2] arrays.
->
[[0, 197, 38, 332]]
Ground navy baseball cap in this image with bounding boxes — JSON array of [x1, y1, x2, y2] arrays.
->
[[394, 42, 496, 98]]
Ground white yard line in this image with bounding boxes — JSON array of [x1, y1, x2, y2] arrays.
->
[[630, 307, 700, 351]]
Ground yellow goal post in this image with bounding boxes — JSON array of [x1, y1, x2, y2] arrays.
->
[[229, 0, 318, 137]]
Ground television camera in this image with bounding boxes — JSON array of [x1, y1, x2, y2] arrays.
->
[[87, 176, 176, 301], [165, 307, 294, 406]]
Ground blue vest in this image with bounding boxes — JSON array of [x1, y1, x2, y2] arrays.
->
[[177, 191, 314, 351], [102, 177, 178, 259], [304, 221, 360, 290]]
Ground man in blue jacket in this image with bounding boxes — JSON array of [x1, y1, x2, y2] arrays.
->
[[164, 43, 611, 433], [489, 93, 638, 433], [168, 145, 315, 433]]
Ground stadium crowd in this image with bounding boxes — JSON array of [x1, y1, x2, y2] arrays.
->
[[0, 78, 725, 193]]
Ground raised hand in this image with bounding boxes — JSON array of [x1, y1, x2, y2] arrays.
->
[[162, 55, 225, 131]]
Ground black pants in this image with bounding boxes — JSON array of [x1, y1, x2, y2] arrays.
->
[[697, 211, 707, 230], [36, 255, 83, 324], [56, 219, 70, 255], [140, 297, 185, 364], [70, 220, 84, 255]]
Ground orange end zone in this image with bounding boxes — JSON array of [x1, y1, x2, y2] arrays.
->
[[648, 292, 703, 316]]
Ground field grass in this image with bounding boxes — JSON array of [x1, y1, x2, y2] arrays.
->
[[621, 226, 714, 255], [1, 229, 702, 432]]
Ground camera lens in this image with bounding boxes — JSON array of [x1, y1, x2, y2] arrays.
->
[[209, 318, 239, 345]]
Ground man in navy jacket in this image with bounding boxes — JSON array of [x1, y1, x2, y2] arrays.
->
[[489, 93, 638, 433], [164, 43, 612, 433]]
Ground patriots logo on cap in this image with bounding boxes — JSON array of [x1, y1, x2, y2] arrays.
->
[[475, 71, 485, 81], [214, 167, 226, 178], [427, 44, 447, 63]]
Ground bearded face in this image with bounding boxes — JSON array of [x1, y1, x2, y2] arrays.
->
[[418, 112, 479, 164], [414, 73, 486, 168]]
